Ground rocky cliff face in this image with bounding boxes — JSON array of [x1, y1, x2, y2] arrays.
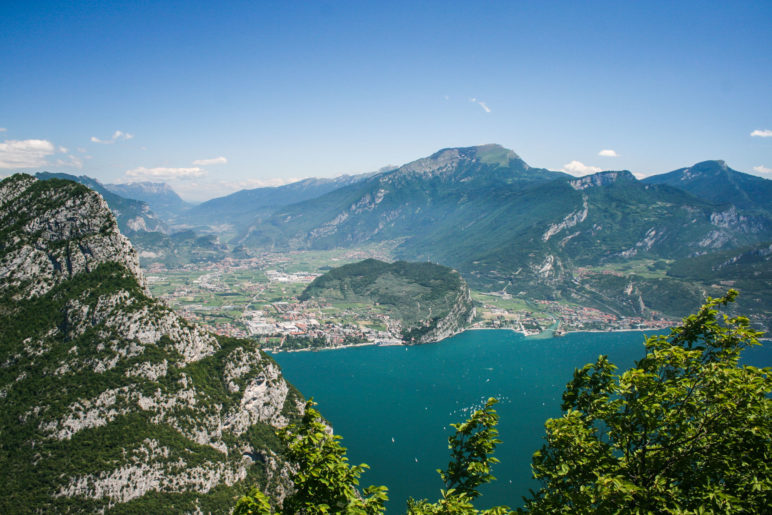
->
[[35, 172, 169, 237], [0, 175, 145, 298], [0, 175, 303, 513], [412, 278, 475, 344]]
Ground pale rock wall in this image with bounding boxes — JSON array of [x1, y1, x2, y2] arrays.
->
[[0, 174, 303, 511]]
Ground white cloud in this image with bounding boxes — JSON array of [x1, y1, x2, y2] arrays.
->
[[192, 156, 228, 166], [0, 139, 56, 169], [55, 155, 84, 169], [125, 166, 206, 180], [561, 160, 601, 176], [598, 149, 618, 157], [91, 130, 134, 144], [469, 97, 491, 113], [58, 146, 68, 153], [750, 129, 772, 138], [0, 128, 7, 132], [752, 165, 772, 176]]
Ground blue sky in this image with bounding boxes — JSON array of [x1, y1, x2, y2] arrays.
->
[[1, 0, 771, 201]]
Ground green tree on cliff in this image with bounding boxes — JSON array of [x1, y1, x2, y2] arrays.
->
[[523, 290, 771, 513], [234, 400, 387, 514], [235, 399, 508, 514]]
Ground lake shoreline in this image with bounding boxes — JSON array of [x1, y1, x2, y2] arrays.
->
[[266, 326, 664, 354]]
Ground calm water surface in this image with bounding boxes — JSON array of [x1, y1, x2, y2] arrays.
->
[[271, 330, 772, 511]]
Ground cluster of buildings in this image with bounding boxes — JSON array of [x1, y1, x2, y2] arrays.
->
[[533, 299, 674, 332], [243, 302, 403, 351], [148, 255, 679, 351]]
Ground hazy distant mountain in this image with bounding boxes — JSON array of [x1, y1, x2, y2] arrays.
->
[[106, 181, 191, 220], [0, 174, 302, 511], [187, 172, 377, 231], [643, 160, 772, 215], [35, 172, 168, 235]]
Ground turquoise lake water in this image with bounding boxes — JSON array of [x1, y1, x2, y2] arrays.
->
[[271, 330, 772, 511]]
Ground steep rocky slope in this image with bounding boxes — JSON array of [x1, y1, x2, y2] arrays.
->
[[0, 175, 303, 512], [35, 172, 229, 267], [35, 172, 168, 236], [300, 259, 475, 343]]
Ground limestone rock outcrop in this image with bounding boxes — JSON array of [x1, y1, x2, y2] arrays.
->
[[0, 175, 303, 513]]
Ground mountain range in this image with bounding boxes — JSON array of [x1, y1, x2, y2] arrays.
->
[[213, 145, 772, 327], [201, 145, 768, 328]]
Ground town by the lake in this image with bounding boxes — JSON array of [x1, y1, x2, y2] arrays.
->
[[146, 250, 675, 352]]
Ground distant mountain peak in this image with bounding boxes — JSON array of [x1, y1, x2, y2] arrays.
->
[[681, 160, 730, 178], [475, 143, 523, 167], [397, 144, 528, 178], [429, 144, 521, 164], [643, 159, 772, 214], [692, 159, 727, 168]]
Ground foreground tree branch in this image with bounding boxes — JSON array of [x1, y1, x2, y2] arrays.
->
[[523, 290, 772, 513]]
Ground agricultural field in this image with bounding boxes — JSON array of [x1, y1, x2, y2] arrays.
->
[[146, 249, 676, 351]]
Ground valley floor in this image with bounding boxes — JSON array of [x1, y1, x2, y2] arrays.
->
[[145, 249, 677, 352]]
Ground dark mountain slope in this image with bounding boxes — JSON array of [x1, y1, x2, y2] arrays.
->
[[666, 241, 772, 329], [406, 169, 770, 292]]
